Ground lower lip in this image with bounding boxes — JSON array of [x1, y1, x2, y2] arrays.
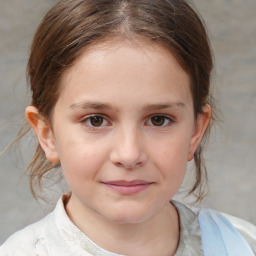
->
[[103, 183, 152, 195]]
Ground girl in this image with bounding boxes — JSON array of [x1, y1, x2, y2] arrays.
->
[[1, 0, 255, 255]]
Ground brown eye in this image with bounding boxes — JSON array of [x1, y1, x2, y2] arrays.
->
[[151, 116, 165, 126], [148, 115, 172, 127], [89, 116, 104, 127]]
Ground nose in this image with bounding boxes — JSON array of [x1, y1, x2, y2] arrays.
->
[[109, 126, 147, 169]]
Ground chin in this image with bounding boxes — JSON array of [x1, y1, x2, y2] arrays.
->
[[103, 206, 153, 225]]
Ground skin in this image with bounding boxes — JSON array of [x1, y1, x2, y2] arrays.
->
[[26, 39, 211, 256]]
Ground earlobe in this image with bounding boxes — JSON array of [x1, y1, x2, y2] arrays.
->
[[25, 106, 60, 163], [188, 104, 211, 161]]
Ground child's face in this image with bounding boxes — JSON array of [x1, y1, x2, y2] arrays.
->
[[31, 39, 210, 224]]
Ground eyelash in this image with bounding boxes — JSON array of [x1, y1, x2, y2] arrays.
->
[[80, 114, 175, 128], [145, 115, 175, 127], [80, 114, 110, 128]]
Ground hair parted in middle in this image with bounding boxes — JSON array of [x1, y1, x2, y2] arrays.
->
[[24, 0, 214, 201]]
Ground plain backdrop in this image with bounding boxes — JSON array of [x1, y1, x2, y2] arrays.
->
[[0, 0, 255, 244]]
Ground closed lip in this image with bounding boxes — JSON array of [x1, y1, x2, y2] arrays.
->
[[101, 180, 154, 186], [101, 180, 154, 195]]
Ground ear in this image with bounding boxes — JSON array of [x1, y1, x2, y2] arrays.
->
[[187, 104, 211, 161], [25, 106, 60, 163]]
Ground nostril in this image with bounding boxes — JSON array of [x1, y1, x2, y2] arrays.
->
[[115, 161, 143, 169], [109, 140, 147, 169], [134, 161, 142, 167], [116, 162, 123, 167]]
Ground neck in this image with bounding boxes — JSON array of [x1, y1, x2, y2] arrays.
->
[[65, 195, 180, 256]]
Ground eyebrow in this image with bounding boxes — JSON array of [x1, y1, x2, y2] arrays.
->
[[69, 101, 186, 111], [142, 102, 186, 111], [69, 101, 113, 110]]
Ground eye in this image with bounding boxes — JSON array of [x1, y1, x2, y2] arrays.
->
[[146, 115, 173, 127], [81, 115, 109, 127]]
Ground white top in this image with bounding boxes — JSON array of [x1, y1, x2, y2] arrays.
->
[[1, 195, 256, 255]]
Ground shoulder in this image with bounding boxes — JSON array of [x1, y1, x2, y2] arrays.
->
[[0, 212, 54, 256], [224, 213, 256, 253], [198, 208, 256, 255], [173, 201, 256, 255]]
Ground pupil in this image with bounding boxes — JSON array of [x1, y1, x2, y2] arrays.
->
[[90, 116, 103, 126], [152, 116, 164, 126]]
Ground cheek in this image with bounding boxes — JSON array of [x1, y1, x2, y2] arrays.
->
[[153, 137, 190, 183], [55, 135, 109, 184]]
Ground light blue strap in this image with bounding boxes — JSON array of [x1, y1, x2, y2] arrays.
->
[[198, 209, 254, 256]]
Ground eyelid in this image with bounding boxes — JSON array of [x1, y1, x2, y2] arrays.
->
[[80, 114, 111, 128], [145, 114, 176, 127]]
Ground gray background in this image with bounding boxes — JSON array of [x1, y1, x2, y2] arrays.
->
[[0, 0, 255, 244]]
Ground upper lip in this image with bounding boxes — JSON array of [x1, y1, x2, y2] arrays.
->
[[102, 180, 154, 186]]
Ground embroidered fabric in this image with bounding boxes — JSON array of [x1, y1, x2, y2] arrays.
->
[[0, 195, 255, 256]]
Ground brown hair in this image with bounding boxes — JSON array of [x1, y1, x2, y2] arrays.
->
[[23, 0, 214, 201]]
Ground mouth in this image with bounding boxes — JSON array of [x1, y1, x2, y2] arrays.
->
[[101, 180, 154, 195]]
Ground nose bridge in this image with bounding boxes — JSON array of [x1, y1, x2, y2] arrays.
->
[[121, 125, 140, 153], [110, 123, 147, 168]]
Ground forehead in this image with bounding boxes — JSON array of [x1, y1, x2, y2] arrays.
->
[[62, 38, 189, 81], [57, 39, 192, 110]]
